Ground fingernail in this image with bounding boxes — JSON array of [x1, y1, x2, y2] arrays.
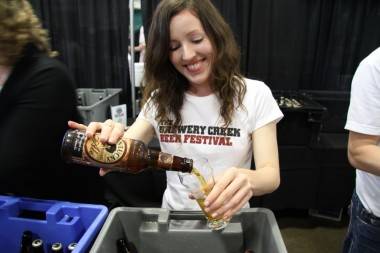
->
[[204, 201, 209, 206], [204, 208, 209, 213], [212, 212, 218, 218], [109, 138, 117, 144]]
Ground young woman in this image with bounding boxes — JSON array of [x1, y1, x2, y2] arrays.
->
[[70, 0, 283, 220]]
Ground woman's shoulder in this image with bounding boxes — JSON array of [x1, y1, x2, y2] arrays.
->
[[359, 47, 380, 71], [15, 46, 70, 80], [27, 55, 74, 89], [34, 53, 70, 73], [242, 77, 272, 96]]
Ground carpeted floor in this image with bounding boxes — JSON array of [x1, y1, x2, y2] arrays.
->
[[276, 210, 349, 253]]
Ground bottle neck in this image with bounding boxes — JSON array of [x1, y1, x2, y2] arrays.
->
[[147, 149, 193, 173]]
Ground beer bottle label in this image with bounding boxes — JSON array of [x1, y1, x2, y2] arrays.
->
[[85, 135, 126, 164], [157, 153, 174, 169], [72, 130, 86, 158]]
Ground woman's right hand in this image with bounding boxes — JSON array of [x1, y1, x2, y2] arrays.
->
[[67, 120, 87, 131], [68, 119, 126, 176]]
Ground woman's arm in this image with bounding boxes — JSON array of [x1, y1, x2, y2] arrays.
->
[[348, 131, 380, 176], [250, 121, 281, 194]]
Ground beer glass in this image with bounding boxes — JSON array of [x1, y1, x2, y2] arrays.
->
[[178, 157, 228, 230]]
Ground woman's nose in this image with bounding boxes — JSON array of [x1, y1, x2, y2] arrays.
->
[[181, 44, 196, 60]]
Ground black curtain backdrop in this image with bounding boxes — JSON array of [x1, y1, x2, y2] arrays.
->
[[27, 0, 380, 108], [142, 0, 380, 91], [29, 0, 132, 114]]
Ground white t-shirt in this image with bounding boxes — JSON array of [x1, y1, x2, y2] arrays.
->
[[138, 78, 283, 210], [345, 47, 380, 217]]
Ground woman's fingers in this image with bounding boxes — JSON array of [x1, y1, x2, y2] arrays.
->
[[99, 120, 125, 144], [99, 168, 113, 176], [68, 120, 87, 130], [223, 194, 252, 219], [109, 122, 126, 143], [99, 119, 115, 143], [205, 168, 236, 207], [217, 182, 252, 219], [69, 119, 125, 144], [204, 168, 252, 219]]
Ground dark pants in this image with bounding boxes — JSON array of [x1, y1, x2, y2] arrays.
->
[[342, 191, 380, 253]]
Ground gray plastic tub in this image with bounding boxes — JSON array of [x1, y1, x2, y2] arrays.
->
[[90, 207, 287, 253], [76, 88, 122, 124]]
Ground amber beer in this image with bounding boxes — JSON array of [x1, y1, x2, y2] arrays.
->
[[61, 129, 193, 173], [192, 167, 218, 221]]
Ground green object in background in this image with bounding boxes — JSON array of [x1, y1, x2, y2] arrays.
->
[[134, 9, 142, 33]]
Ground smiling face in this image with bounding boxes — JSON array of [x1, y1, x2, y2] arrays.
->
[[169, 10, 214, 95]]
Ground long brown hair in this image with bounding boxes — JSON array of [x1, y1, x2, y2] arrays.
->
[[0, 0, 56, 66], [142, 0, 246, 127]]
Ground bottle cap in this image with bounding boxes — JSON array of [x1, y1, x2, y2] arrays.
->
[[68, 242, 77, 251], [51, 242, 63, 251], [32, 239, 43, 248]]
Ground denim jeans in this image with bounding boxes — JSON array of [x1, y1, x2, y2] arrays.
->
[[342, 191, 380, 253]]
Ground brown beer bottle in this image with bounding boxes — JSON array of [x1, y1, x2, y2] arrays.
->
[[61, 129, 193, 173]]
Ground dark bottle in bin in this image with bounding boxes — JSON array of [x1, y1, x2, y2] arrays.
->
[[51, 242, 63, 253], [117, 239, 130, 253], [117, 238, 138, 253], [31, 239, 44, 253], [61, 129, 193, 173], [20, 230, 33, 253], [67, 242, 77, 252]]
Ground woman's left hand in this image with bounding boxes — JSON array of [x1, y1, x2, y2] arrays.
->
[[203, 167, 254, 220]]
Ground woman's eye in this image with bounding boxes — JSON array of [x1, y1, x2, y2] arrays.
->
[[169, 44, 180, 51], [193, 37, 203, 44]]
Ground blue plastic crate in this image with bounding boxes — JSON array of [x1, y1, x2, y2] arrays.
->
[[0, 195, 108, 253]]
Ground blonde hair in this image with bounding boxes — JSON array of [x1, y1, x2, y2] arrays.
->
[[0, 0, 56, 65]]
